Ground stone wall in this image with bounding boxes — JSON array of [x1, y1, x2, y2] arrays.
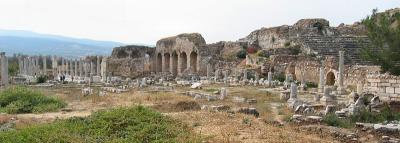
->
[[365, 74, 400, 101], [108, 45, 155, 78]]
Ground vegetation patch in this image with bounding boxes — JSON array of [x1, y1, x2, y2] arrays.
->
[[323, 105, 400, 128], [0, 106, 201, 142], [0, 86, 66, 114]]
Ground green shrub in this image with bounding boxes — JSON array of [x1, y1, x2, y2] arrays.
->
[[350, 105, 400, 123], [0, 106, 201, 142], [323, 105, 400, 129], [0, 86, 66, 114], [288, 45, 301, 55], [236, 49, 247, 59], [273, 73, 285, 82], [256, 50, 270, 58], [305, 82, 318, 88], [36, 75, 48, 83], [322, 113, 354, 128]]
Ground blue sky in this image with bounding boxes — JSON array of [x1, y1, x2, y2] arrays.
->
[[0, 0, 398, 44]]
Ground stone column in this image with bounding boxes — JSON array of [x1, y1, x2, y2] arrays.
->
[[214, 69, 219, 82], [290, 82, 297, 99], [101, 57, 107, 82], [287, 82, 297, 103], [61, 58, 65, 75], [223, 70, 228, 84], [79, 59, 83, 77], [206, 64, 211, 80], [90, 62, 95, 76], [255, 72, 259, 81], [267, 71, 272, 86], [243, 69, 248, 81], [24, 58, 28, 75], [42, 56, 47, 75], [69, 60, 73, 76], [186, 53, 191, 72], [52, 56, 56, 77], [74, 59, 78, 77], [318, 62, 325, 93], [18, 56, 23, 75], [97, 56, 101, 76], [161, 54, 165, 73], [177, 54, 181, 75], [337, 50, 345, 94], [169, 55, 173, 73], [1, 53, 9, 87]]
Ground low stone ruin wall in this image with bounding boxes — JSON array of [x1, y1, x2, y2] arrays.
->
[[365, 74, 400, 101]]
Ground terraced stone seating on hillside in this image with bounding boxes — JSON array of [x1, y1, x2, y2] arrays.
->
[[299, 36, 372, 65]]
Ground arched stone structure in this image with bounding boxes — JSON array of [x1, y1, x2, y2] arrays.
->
[[157, 53, 162, 72], [189, 51, 198, 73], [172, 52, 178, 75], [164, 53, 170, 73], [180, 52, 187, 74], [155, 33, 206, 76], [326, 71, 336, 86]]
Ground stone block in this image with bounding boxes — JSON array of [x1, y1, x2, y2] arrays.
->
[[370, 83, 378, 87], [386, 87, 395, 94], [367, 79, 381, 83], [389, 80, 398, 84], [396, 88, 400, 94], [391, 83, 400, 87], [378, 87, 386, 93], [379, 83, 391, 87]]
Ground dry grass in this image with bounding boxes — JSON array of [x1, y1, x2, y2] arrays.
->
[[168, 111, 339, 143], [0, 85, 338, 142]]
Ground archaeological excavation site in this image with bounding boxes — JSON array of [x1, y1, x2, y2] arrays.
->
[[0, 4, 400, 143]]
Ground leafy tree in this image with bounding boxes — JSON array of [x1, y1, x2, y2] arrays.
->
[[236, 49, 247, 59], [361, 9, 400, 75]]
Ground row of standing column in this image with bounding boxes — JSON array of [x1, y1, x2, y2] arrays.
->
[[18, 56, 104, 78], [159, 52, 199, 75]]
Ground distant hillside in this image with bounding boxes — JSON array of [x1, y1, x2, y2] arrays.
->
[[0, 30, 125, 58]]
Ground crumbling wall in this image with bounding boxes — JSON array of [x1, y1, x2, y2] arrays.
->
[[365, 74, 400, 101], [108, 45, 155, 78]]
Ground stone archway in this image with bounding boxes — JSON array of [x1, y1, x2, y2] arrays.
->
[[157, 53, 162, 72], [180, 52, 187, 73], [326, 71, 335, 86], [190, 51, 198, 73], [164, 53, 170, 72], [172, 52, 178, 75]]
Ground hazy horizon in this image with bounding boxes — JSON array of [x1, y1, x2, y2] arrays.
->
[[0, 0, 399, 45]]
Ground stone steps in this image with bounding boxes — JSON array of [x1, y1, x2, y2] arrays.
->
[[298, 36, 372, 65]]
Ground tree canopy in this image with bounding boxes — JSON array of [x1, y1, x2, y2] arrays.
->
[[361, 9, 400, 76]]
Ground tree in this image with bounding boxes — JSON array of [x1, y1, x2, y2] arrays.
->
[[361, 9, 400, 75]]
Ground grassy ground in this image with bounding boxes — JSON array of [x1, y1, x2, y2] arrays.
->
[[0, 106, 202, 143], [0, 86, 66, 114], [0, 84, 343, 142]]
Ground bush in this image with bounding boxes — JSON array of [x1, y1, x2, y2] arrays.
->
[[322, 113, 354, 128], [350, 105, 400, 123], [305, 82, 318, 88], [0, 106, 201, 142], [256, 50, 270, 58], [36, 75, 48, 83], [273, 73, 285, 82], [0, 86, 66, 114], [323, 105, 400, 129], [236, 49, 247, 59], [288, 45, 301, 55]]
